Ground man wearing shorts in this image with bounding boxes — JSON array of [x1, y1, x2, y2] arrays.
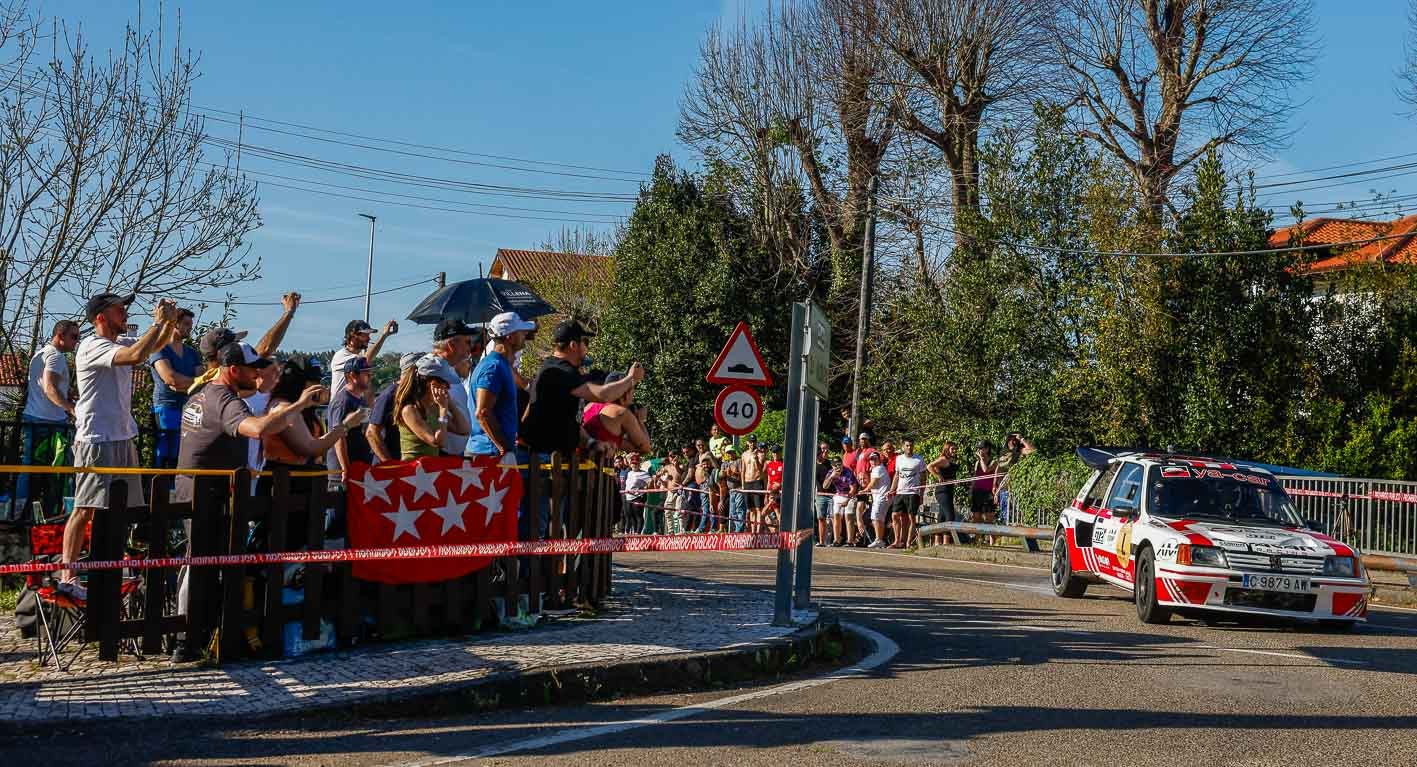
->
[[824, 453, 859, 547], [740, 437, 765, 530], [813, 443, 833, 546], [60, 293, 180, 598], [888, 439, 926, 549], [865, 452, 891, 548]]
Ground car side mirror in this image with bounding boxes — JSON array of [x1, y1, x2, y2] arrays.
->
[[1114, 503, 1138, 519], [1304, 518, 1326, 534]]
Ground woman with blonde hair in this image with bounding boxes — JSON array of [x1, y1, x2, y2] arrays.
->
[[396, 356, 470, 459]]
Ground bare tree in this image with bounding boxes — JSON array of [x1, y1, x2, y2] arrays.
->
[[1052, 0, 1316, 221], [678, 1, 897, 298], [870, 0, 1055, 247], [0, 5, 260, 357], [1400, 0, 1417, 113], [537, 224, 620, 256]]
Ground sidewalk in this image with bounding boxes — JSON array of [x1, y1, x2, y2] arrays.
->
[[0, 568, 821, 725]]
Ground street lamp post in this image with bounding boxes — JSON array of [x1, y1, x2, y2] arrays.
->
[[358, 213, 377, 323]]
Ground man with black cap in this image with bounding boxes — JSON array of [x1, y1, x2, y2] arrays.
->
[[173, 341, 331, 661], [59, 293, 179, 597], [330, 317, 398, 397], [520, 319, 644, 459], [187, 292, 302, 395], [327, 355, 375, 480]]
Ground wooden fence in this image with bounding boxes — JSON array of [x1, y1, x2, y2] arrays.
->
[[83, 456, 617, 662]]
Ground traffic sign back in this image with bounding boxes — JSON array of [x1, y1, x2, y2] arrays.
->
[[706, 321, 773, 387]]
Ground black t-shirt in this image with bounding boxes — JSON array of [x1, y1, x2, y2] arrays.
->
[[815, 458, 833, 490], [520, 356, 587, 455], [175, 382, 251, 501], [327, 388, 371, 466], [368, 381, 399, 462]]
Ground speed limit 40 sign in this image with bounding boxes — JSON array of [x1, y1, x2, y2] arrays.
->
[[714, 385, 763, 437]]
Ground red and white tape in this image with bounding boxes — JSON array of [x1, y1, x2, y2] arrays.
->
[[0, 532, 807, 576]]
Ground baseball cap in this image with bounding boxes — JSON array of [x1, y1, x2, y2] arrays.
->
[[487, 312, 536, 339], [858, 432, 872, 440], [345, 320, 376, 337], [415, 354, 462, 386], [216, 342, 272, 369], [433, 318, 479, 341], [199, 326, 249, 358], [338, 355, 372, 374], [398, 351, 424, 372], [83, 292, 135, 322], [552, 319, 595, 344]]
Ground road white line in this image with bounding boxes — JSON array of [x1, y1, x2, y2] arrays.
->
[[726, 550, 1056, 596], [377, 622, 900, 766], [1193, 645, 1370, 666]]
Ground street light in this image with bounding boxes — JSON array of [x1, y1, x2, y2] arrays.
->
[[358, 213, 377, 323]]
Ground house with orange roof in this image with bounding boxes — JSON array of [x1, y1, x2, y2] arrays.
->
[[488, 249, 612, 286], [1268, 215, 1417, 291]]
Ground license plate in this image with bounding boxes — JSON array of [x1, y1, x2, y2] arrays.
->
[[1241, 574, 1310, 593]]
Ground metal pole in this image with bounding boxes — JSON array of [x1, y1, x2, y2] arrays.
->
[[363, 213, 377, 322], [848, 177, 879, 440], [436, 271, 446, 289], [774, 302, 808, 626]]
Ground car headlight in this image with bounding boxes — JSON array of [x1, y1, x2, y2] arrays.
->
[[1177, 544, 1228, 568], [1323, 555, 1358, 577]]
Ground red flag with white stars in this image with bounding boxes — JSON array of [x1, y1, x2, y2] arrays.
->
[[345, 455, 522, 584]]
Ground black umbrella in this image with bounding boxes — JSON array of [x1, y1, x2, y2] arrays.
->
[[405, 278, 556, 325]]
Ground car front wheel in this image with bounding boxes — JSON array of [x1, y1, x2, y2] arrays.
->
[[1135, 547, 1171, 624], [1052, 530, 1087, 598]]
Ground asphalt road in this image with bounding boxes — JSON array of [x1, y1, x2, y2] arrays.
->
[[13, 546, 1417, 766]]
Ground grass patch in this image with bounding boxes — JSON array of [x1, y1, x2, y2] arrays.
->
[[0, 586, 18, 613]]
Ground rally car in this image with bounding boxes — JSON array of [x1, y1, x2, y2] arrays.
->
[[1052, 448, 1370, 628]]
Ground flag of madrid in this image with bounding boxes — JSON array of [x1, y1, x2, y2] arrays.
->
[[345, 455, 522, 584]]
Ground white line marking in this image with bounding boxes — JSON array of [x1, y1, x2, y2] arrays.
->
[[377, 622, 899, 766], [725, 551, 1056, 596], [1193, 645, 1370, 666]]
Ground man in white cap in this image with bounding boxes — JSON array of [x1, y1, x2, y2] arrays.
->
[[468, 311, 534, 463]]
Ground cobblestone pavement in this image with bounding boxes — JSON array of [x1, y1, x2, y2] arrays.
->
[[0, 568, 810, 724]]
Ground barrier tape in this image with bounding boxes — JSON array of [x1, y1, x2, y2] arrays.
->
[[0, 531, 807, 576], [1280, 487, 1417, 505], [632, 472, 1004, 500], [0, 461, 612, 479]]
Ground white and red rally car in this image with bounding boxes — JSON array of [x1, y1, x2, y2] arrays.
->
[[1052, 448, 1370, 628]]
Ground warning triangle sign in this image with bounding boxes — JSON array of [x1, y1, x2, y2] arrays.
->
[[706, 321, 773, 387]]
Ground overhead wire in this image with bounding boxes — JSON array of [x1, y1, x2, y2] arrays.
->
[[208, 275, 440, 307]]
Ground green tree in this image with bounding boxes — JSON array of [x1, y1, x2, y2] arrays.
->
[[598, 156, 801, 450]]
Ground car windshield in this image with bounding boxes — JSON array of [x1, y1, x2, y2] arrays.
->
[[1147, 470, 1304, 527]]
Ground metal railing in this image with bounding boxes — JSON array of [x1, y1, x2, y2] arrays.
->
[[1276, 475, 1417, 558]]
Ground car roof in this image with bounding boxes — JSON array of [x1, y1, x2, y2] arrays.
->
[[1077, 447, 1274, 476]]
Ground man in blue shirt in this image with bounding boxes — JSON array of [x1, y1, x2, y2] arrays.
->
[[149, 308, 200, 468], [468, 312, 534, 463]]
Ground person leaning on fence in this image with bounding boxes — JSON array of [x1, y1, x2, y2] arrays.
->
[[927, 441, 960, 545], [396, 355, 469, 460], [720, 447, 747, 533], [519, 319, 643, 461], [172, 341, 333, 661], [621, 454, 650, 534], [326, 355, 375, 484], [57, 294, 178, 599], [148, 308, 200, 469], [18, 319, 80, 522], [580, 371, 652, 456], [187, 292, 301, 395], [993, 432, 1035, 526], [468, 312, 532, 464], [366, 352, 423, 464]]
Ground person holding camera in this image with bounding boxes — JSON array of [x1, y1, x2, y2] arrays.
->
[[327, 355, 376, 482], [331, 317, 398, 397], [257, 357, 364, 497], [993, 431, 1036, 526]]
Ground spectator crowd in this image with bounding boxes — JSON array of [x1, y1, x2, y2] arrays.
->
[[11, 287, 1042, 657]]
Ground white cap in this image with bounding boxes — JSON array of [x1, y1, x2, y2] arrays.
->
[[415, 354, 462, 386], [488, 311, 536, 339]]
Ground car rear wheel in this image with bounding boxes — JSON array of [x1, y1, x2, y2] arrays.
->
[[1135, 547, 1171, 624], [1052, 530, 1087, 598]]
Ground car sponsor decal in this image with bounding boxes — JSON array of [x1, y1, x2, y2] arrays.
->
[[1160, 467, 1191, 478], [1155, 541, 1179, 561], [1115, 522, 1134, 569]]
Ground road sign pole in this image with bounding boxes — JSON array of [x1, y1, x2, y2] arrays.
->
[[796, 300, 829, 610], [773, 302, 808, 626]]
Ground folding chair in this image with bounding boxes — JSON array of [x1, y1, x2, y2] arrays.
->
[[28, 521, 86, 670]]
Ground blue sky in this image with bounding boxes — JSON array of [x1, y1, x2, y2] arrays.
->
[[44, 0, 1417, 353]]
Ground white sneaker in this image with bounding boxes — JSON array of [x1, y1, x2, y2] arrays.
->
[[868, 540, 887, 548]]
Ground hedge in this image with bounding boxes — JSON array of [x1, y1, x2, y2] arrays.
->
[[1006, 453, 1093, 527]]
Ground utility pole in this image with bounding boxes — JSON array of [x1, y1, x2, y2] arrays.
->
[[359, 213, 377, 322], [848, 177, 879, 440], [436, 271, 446, 289]]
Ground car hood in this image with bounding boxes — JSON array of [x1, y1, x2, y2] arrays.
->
[[1159, 518, 1340, 556]]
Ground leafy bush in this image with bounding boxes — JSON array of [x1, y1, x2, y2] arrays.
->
[[752, 409, 787, 450], [1006, 452, 1092, 527]]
